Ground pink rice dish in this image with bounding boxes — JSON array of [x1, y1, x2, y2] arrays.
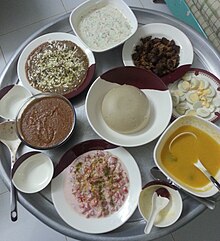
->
[[65, 150, 129, 218]]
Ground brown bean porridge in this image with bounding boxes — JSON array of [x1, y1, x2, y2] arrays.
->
[[25, 40, 89, 95], [18, 95, 74, 148]]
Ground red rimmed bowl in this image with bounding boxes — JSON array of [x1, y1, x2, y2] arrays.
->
[[17, 32, 96, 99]]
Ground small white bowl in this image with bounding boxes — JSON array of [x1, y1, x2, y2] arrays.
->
[[0, 85, 32, 120], [154, 115, 220, 197], [138, 181, 182, 228], [12, 152, 54, 193], [69, 0, 138, 52]]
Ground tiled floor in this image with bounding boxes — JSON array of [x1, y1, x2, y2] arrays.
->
[[0, 1, 220, 241]]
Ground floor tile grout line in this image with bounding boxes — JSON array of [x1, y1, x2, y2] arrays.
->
[[60, 0, 68, 13], [171, 233, 177, 241], [0, 12, 67, 38]]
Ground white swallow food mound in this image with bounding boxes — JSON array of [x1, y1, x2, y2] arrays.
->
[[101, 85, 151, 133]]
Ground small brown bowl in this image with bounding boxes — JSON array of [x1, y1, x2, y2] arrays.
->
[[16, 93, 76, 150]]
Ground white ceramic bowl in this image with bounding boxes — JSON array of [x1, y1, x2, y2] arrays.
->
[[12, 152, 54, 193], [85, 66, 173, 147], [154, 115, 220, 197], [69, 0, 138, 52], [0, 85, 32, 120], [17, 32, 95, 99], [138, 181, 182, 228]]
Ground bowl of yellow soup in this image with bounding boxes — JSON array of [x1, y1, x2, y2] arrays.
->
[[154, 115, 220, 197]]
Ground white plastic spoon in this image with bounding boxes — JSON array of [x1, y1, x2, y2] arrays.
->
[[144, 188, 170, 234], [194, 160, 220, 192], [0, 121, 21, 221]]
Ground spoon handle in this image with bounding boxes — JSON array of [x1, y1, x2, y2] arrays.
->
[[10, 151, 18, 222], [150, 167, 216, 210], [194, 160, 220, 192], [10, 181, 18, 221], [181, 187, 216, 210], [210, 176, 220, 191], [144, 203, 158, 234]]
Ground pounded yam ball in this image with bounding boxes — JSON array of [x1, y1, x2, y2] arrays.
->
[[101, 85, 151, 133]]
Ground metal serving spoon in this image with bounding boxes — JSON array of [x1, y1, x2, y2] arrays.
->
[[0, 121, 21, 221], [169, 132, 220, 192], [194, 160, 220, 192], [169, 131, 197, 152]]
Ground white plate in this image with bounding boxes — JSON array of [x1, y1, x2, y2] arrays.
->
[[122, 23, 193, 72], [17, 32, 95, 99], [168, 68, 220, 122], [51, 140, 142, 234], [85, 66, 173, 147]]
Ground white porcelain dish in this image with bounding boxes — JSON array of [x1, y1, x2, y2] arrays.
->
[[69, 0, 138, 52], [17, 32, 95, 99], [0, 85, 32, 120], [85, 66, 173, 147], [51, 140, 142, 234], [12, 152, 54, 193], [122, 23, 193, 73], [168, 68, 220, 122], [154, 115, 220, 197], [138, 181, 182, 228]]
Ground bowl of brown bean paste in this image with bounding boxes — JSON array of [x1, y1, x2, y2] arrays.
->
[[17, 32, 96, 99], [16, 93, 75, 149]]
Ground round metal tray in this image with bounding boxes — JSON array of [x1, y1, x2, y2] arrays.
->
[[0, 7, 220, 241]]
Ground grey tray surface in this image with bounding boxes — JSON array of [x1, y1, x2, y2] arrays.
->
[[0, 7, 220, 241]]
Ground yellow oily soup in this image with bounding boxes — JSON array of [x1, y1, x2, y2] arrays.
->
[[161, 125, 220, 189]]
